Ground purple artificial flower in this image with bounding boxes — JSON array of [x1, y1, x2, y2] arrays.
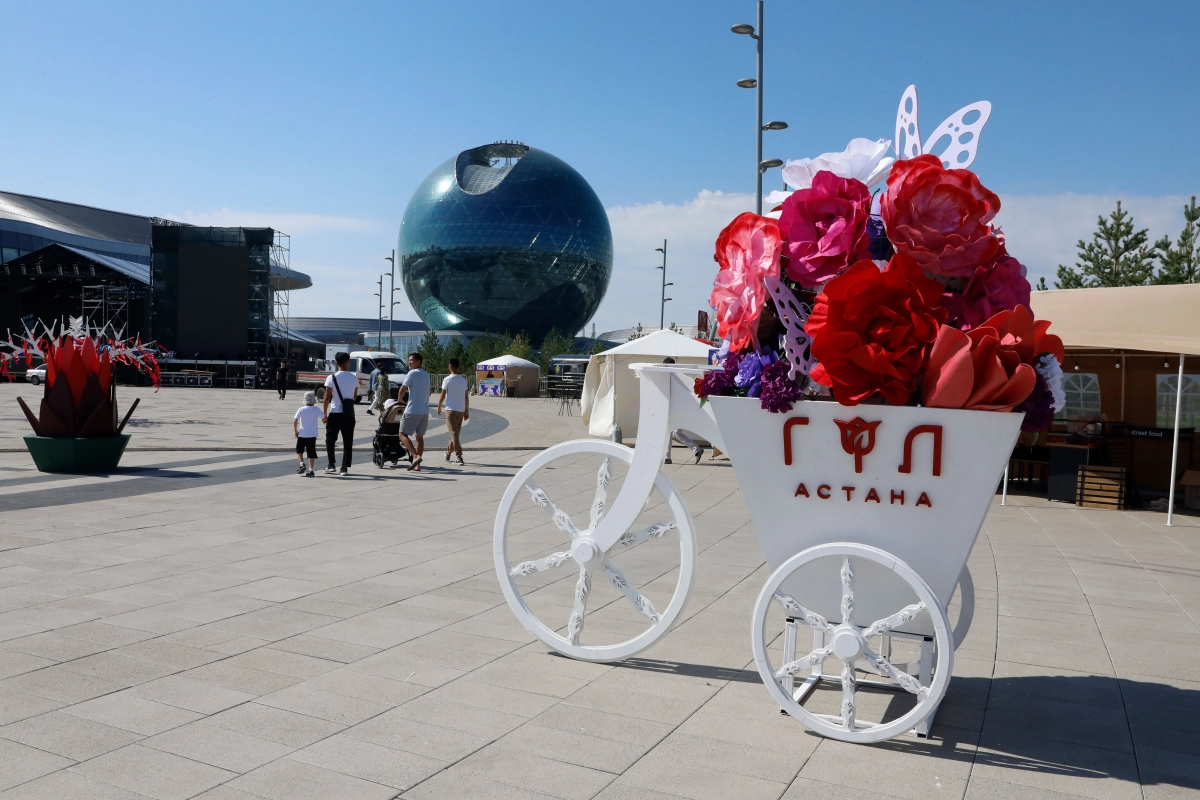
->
[[1015, 371, 1055, 432], [760, 359, 804, 413], [735, 350, 778, 398], [867, 215, 894, 261], [697, 352, 741, 400]]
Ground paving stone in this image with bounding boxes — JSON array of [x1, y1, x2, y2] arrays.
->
[[63, 691, 202, 735], [143, 718, 295, 772], [0, 768, 152, 799], [129, 675, 255, 714], [229, 757, 397, 800], [0, 737, 74, 792], [289, 733, 445, 790], [0, 709, 143, 760], [207, 702, 346, 748], [72, 743, 236, 799]]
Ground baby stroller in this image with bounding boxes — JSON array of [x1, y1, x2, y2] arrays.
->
[[372, 401, 411, 468]]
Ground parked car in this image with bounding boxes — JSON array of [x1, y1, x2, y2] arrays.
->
[[295, 352, 407, 405], [25, 365, 48, 386]]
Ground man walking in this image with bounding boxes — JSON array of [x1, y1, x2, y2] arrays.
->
[[367, 363, 381, 416], [396, 352, 430, 472], [437, 357, 469, 465], [322, 352, 359, 475], [276, 361, 288, 401]]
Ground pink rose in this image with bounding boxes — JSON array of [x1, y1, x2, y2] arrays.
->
[[778, 170, 871, 289], [959, 256, 1031, 331], [709, 212, 782, 352]]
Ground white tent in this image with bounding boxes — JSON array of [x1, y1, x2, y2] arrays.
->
[[581, 330, 714, 438], [475, 354, 540, 398]]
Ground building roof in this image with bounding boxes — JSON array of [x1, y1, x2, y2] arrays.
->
[[290, 318, 429, 336], [0, 190, 160, 246], [2, 243, 150, 284], [1030, 283, 1200, 357], [58, 244, 150, 283]]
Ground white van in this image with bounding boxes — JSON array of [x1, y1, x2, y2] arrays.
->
[[297, 351, 408, 405]]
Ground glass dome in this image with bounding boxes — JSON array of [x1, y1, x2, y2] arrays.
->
[[398, 143, 613, 342]]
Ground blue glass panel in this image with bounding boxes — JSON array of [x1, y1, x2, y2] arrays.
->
[[399, 145, 612, 342]]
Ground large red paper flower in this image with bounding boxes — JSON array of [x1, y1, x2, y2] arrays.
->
[[805, 254, 947, 405], [778, 170, 872, 289], [710, 212, 782, 353], [958, 256, 1032, 331], [882, 155, 1004, 279], [923, 305, 1063, 412]]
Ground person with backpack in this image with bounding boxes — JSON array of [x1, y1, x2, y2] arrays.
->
[[321, 352, 359, 476]]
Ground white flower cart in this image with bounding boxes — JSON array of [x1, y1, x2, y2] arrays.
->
[[494, 365, 1019, 743]]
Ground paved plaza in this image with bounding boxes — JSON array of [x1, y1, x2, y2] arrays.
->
[[0, 383, 1198, 799]]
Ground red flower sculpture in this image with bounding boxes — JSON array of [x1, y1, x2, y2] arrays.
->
[[710, 212, 782, 353], [805, 254, 947, 405], [778, 170, 872, 289], [923, 305, 1064, 412], [882, 155, 1004, 279], [958, 255, 1032, 331]]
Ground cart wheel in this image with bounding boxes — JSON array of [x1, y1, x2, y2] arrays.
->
[[373, 452, 384, 469], [751, 543, 953, 743], [495, 440, 697, 663]]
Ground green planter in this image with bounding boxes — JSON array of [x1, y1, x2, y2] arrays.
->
[[23, 434, 131, 474]]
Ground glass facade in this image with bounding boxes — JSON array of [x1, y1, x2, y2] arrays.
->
[[399, 143, 613, 343], [0, 228, 151, 266]]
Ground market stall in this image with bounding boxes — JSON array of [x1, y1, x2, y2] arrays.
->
[[580, 329, 713, 438], [475, 354, 540, 397]]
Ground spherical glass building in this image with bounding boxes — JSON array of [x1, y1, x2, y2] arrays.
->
[[398, 142, 612, 342]]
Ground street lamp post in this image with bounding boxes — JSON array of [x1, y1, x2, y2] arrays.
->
[[733, 2, 788, 214], [655, 240, 672, 330], [384, 250, 396, 354], [374, 275, 384, 350]]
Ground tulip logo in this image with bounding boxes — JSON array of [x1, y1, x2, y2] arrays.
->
[[835, 417, 881, 473]]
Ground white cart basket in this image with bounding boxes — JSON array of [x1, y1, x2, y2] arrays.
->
[[494, 365, 1020, 742]]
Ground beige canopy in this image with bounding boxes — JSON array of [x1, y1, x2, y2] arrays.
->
[[1029, 283, 1200, 356]]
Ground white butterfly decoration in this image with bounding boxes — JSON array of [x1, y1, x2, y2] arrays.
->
[[764, 275, 816, 381], [764, 138, 893, 207], [894, 85, 991, 170]]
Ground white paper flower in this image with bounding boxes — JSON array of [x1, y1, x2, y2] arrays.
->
[[781, 138, 895, 192], [1036, 354, 1066, 414]]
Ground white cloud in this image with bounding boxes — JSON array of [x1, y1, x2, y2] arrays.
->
[[170, 208, 378, 234], [593, 190, 753, 334], [995, 194, 1190, 287]]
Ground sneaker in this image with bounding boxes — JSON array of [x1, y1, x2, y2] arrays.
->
[[693, 446, 705, 464], [296, 464, 306, 475], [305, 470, 314, 477], [444, 451, 451, 461], [324, 466, 337, 474], [664, 457, 672, 465], [454, 457, 465, 465], [339, 468, 349, 476]]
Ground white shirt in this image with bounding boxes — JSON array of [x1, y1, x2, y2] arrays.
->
[[324, 371, 358, 413], [294, 405, 323, 438], [441, 373, 468, 412]]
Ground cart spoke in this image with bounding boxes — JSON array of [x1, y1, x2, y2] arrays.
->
[[840, 557, 854, 624], [774, 646, 831, 680], [862, 602, 925, 639], [863, 648, 929, 698], [566, 566, 592, 645], [509, 551, 572, 577], [589, 458, 611, 530], [602, 560, 660, 622], [616, 521, 676, 549], [524, 482, 580, 539], [773, 592, 832, 632], [840, 661, 857, 731]]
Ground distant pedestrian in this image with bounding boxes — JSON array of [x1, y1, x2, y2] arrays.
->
[[293, 391, 324, 477], [276, 361, 288, 400], [396, 352, 430, 472], [367, 364, 382, 415], [322, 352, 359, 476], [438, 357, 469, 465]]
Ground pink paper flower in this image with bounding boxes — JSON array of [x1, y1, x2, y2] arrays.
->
[[709, 213, 782, 353], [778, 171, 872, 289], [958, 256, 1032, 331]]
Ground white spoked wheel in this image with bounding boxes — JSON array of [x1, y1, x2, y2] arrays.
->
[[494, 440, 697, 663], [751, 542, 953, 743]]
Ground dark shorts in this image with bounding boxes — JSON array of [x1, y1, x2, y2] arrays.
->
[[295, 437, 317, 458]]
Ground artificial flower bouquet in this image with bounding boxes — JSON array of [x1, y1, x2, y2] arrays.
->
[[698, 90, 1065, 432]]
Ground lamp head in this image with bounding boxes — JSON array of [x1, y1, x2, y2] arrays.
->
[[730, 23, 755, 35], [763, 121, 788, 131], [736, 78, 758, 89]]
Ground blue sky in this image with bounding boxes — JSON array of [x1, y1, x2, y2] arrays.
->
[[3, 1, 1198, 332]]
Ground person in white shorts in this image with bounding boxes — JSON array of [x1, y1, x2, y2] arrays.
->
[[397, 352, 430, 471], [437, 357, 470, 465]]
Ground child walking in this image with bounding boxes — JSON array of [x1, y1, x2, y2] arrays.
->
[[293, 391, 324, 477]]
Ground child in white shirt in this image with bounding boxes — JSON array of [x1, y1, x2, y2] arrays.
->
[[293, 391, 325, 477]]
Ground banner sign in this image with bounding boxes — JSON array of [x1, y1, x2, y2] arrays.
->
[[1116, 424, 1195, 441]]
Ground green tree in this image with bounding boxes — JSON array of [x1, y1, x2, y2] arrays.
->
[[1153, 196, 1200, 285], [536, 327, 575, 375], [1035, 277, 1049, 291], [444, 337, 467, 369], [417, 330, 446, 374], [509, 332, 533, 362], [465, 332, 504, 368], [1055, 201, 1154, 288]]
